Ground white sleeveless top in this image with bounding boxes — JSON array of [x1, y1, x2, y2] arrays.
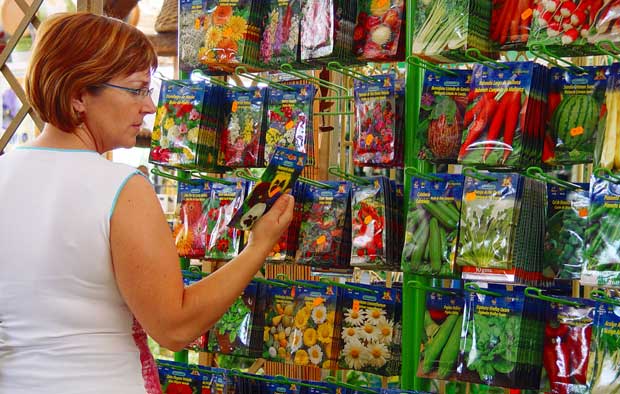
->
[[0, 147, 159, 394]]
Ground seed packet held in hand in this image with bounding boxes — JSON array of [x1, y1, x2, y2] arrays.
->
[[228, 147, 306, 230]]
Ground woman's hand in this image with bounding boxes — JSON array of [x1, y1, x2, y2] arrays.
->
[[247, 194, 295, 254]]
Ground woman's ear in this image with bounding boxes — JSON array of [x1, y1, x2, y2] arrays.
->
[[71, 90, 87, 115]]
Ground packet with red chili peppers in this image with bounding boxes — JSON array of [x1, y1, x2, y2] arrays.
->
[[353, 0, 405, 61], [539, 298, 595, 394], [353, 74, 397, 167], [296, 181, 352, 271], [402, 173, 464, 277], [418, 69, 471, 164], [418, 289, 465, 380], [218, 87, 267, 168], [205, 180, 247, 260], [263, 84, 316, 166], [173, 180, 211, 259], [458, 62, 544, 169]]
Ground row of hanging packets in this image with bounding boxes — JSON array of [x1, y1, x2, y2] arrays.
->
[[350, 176, 404, 271], [411, 0, 493, 63], [173, 179, 247, 260], [353, 74, 405, 168]]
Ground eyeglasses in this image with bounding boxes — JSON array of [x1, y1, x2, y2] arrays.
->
[[101, 82, 154, 97]]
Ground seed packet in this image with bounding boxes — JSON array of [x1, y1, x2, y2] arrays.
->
[[228, 147, 306, 231], [178, 0, 207, 73], [402, 174, 464, 277], [173, 181, 211, 258], [540, 299, 595, 394], [417, 70, 471, 164], [263, 84, 316, 166], [581, 174, 620, 287], [208, 281, 260, 357], [218, 87, 267, 168], [296, 181, 352, 270], [150, 80, 205, 170], [157, 360, 202, 394], [351, 177, 387, 269], [263, 281, 340, 369], [300, 0, 334, 61], [208, 367, 232, 394], [457, 173, 520, 282], [353, 0, 405, 61], [489, 0, 533, 51], [543, 183, 590, 280], [264, 378, 302, 394], [587, 299, 620, 394], [353, 74, 397, 167], [547, 66, 609, 165], [259, 0, 301, 68], [266, 180, 304, 263], [197, 84, 231, 171], [338, 283, 401, 376], [596, 63, 620, 172], [205, 180, 246, 260], [418, 289, 465, 381]]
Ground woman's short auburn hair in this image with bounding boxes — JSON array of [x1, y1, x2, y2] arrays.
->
[[25, 12, 158, 132]]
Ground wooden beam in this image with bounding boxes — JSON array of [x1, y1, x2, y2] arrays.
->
[[0, 0, 43, 67], [0, 104, 30, 151], [77, 0, 103, 14], [14, 0, 41, 29], [146, 32, 177, 57]]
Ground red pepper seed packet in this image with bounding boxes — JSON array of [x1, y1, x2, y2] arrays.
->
[[173, 180, 211, 259], [228, 147, 306, 231]]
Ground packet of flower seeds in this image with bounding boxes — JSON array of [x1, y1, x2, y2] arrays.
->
[[178, 0, 208, 73], [393, 76, 405, 168], [581, 174, 620, 287], [402, 173, 464, 277], [353, 0, 405, 61], [457, 172, 520, 282], [208, 367, 232, 394], [259, 0, 301, 68], [207, 280, 259, 356], [547, 66, 609, 165], [218, 87, 267, 168], [418, 289, 465, 380], [263, 84, 315, 166], [457, 283, 544, 389], [205, 179, 246, 260], [458, 62, 538, 169], [199, 84, 232, 172], [300, 0, 334, 61], [411, 0, 493, 62], [540, 298, 595, 394], [296, 181, 352, 271], [228, 147, 306, 231], [266, 179, 304, 263], [262, 280, 340, 368], [157, 360, 203, 393], [543, 183, 589, 281], [338, 283, 401, 377], [150, 80, 206, 170], [350, 177, 387, 269], [173, 180, 211, 258], [587, 299, 620, 393], [353, 74, 397, 167], [417, 69, 471, 164]]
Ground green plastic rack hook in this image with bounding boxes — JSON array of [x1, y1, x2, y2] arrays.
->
[[280, 63, 347, 93], [525, 166, 583, 190], [464, 282, 503, 297], [151, 167, 201, 185], [275, 273, 325, 289], [191, 171, 235, 185], [462, 166, 497, 182], [595, 40, 620, 62], [324, 376, 375, 394], [326, 61, 379, 84], [529, 44, 586, 74], [594, 167, 620, 184], [464, 48, 510, 70], [406, 55, 459, 76], [524, 287, 583, 307], [319, 278, 376, 293], [252, 277, 289, 288], [235, 66, 295, 91], [328, 166, 371, 185], [405, 166, 444, 182], [407, 280, 459, 296], [591, 290, 620, 306]]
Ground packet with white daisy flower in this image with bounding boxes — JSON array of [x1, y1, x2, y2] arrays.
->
[[338, 283, 402, 376], [149, 80, 207, 170], [417, 288, 465, 380], [218, 87, 268, 168], [172, 180, 212, 258]]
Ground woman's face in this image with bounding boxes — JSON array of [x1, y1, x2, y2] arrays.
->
[[79, 70, 156, 152]]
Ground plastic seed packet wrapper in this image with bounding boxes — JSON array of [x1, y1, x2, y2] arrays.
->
[[338, 283, 402, 376], [266, 180, 304, 263], [543, 183, 589, 281], [300, 0, 334, 61], [263, 378, 301, 394], [157, 360, 203, 393], [296, 181, 352, 270], [587, 298, 620, 394], [582, 174, 620, 287], [350, 177, 387, 269], [353, 74, 397, 167], [173, 180, 211, 258], [218, 87, 268, 168], [150, 80, 205, 170], [228, 147, 306, 231], [402, 174, 464, 277], [259, 0, 301, 67], [418, 289, 465, 380], [353, 0, 405, 61], [205, 180, 246, 260], [263, 85, 316, 166]]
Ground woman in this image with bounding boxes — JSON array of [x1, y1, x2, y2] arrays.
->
[[0, 13, 293, 393]]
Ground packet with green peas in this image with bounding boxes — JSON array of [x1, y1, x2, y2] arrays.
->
[[542, 183, 589, 281], [401, 174, 464, 277]]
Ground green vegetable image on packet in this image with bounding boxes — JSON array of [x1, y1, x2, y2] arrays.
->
[[587, 300, 620, 394], [228, 146, 306, 231]]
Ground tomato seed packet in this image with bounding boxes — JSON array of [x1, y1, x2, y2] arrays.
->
[[228, 147, 306, 231], [173, 180, 211, 259]]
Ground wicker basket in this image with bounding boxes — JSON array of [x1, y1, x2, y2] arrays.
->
[[154, 0, 177, 33]]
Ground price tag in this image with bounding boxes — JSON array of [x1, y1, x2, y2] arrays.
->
[[313, 297, 325, 307], [352, 300, 360, 312]]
